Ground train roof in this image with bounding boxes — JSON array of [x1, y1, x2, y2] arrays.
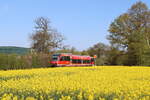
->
[[53, 53, 92, 60], [55, 53, 90, 56]]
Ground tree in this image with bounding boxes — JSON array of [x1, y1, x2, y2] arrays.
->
[[56, 46, 82, 55], [87, 42, 110, 65], [108, 1, 150, 66], [30, 17, 64, 53], [106, 46, 128, 65]]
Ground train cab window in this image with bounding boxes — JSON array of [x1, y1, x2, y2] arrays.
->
[[52, 56, 58, 61], [52, 57, 58, 61]]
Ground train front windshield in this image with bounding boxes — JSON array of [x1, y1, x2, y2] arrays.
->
[[52, 54, 60, 61], [52, 57, 58, 61]]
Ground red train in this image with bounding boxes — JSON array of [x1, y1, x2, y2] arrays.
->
[[50, 53, 96, 67]]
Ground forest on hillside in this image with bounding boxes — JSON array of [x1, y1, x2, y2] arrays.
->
[[0, 46, 29, 55]]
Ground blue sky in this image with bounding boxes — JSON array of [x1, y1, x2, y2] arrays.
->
[[0, 0, 150, 50]]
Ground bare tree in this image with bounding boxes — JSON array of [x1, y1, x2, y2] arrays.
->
[[30, 17, 64, 53]]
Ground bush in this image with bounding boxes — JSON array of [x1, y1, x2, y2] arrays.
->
[[0, 53, 51, 70]]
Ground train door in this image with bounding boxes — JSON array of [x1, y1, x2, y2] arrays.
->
[[91, 58, 95, 65]]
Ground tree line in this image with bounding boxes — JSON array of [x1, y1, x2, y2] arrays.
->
[[88, 1, 150, 66], [0, 1, 150, 70]]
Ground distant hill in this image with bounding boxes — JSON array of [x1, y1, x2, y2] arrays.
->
[[0, 46, 30, 55]]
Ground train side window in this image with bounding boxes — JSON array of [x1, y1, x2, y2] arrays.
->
[[82, 60, 91, 63], [86, 60, 88, 64], [65, 56, 70, 61], [88, 60, 91, 63], [83, 60, 85, 64], [72, 59, 79, 64], [72, 59, 75, 63], [78, 59, 81, 64], [75, 59, 78, 63], [60, 56, 70, 61]]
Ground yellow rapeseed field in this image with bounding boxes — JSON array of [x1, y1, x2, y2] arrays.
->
[[0, 66, 150, 100]]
